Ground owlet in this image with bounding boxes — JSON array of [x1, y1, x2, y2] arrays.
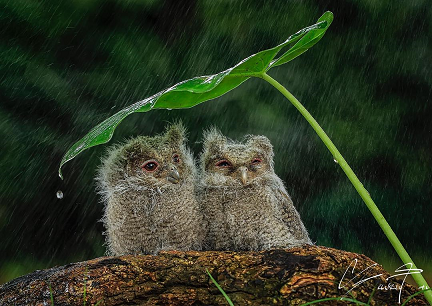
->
[[198, 129, 312, 251], [96, 123, 205, 255]]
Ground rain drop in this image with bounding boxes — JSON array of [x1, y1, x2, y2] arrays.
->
[[167, 108, 172, 111], [56, 190, 64, 199], [333, 158, 338, 164]]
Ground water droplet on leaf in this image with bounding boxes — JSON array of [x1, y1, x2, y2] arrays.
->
[[333, 158, 338, 164], [56, 190, 64, 199]]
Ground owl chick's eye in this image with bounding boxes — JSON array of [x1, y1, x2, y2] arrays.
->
[[172, 154, 180, 163], [141, 160, 159, 172], [251, 158, 262, 165], [215, 160, 232, 168]]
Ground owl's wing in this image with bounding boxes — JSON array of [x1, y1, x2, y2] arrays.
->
[[273, 186, 311, 243]]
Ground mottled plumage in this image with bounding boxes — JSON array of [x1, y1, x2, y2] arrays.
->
[[96, 123, 205, 255], [198, 129, 312, 251]]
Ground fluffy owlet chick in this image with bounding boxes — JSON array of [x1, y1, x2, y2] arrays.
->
[[198, 129, 312, 251], [96, 123, 205, 255]]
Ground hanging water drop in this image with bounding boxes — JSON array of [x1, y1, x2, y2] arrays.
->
[[56, 190, 64, 199], [333, 158, 338, 164]]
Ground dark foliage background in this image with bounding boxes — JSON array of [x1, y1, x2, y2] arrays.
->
[[1, 0, 431, 284]]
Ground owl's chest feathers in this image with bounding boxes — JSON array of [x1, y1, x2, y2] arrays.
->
[[206, 184, 272, 205], [204, 184, 278, 222], [110, 181, 195, 221]]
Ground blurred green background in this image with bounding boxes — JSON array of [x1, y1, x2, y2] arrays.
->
[[0, 0, 431, 286]]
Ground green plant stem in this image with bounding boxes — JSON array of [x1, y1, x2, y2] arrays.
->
[[260, 72, 432, 305], [206, 269, 234, 306], [300, 297, 369, 306]]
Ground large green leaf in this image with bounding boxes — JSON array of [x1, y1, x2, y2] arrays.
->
[[59, 11, 333, 178]]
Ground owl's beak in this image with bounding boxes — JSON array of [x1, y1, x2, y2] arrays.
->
[[167, 166, 180, 184], [238, 166, 248, 185]]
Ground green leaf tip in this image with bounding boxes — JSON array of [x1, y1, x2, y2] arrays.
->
[[269, 11, 333, 68], [58, 11, 333, 179]]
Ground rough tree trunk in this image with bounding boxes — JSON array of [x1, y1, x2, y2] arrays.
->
[[0, 245, 427, 305]]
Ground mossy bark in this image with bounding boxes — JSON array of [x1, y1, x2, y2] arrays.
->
[[0, 245, 427, 305]]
